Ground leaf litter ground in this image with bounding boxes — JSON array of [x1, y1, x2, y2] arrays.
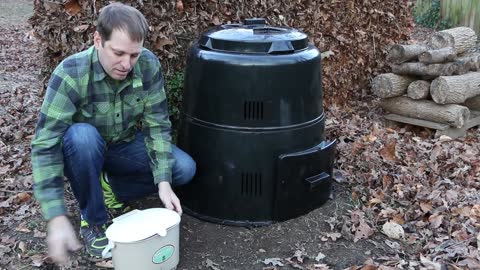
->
[[1, 1, 480, 269]]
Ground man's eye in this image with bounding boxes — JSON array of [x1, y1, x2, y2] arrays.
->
[[132, 54, 139, 58], [115, 52, 123, 56]]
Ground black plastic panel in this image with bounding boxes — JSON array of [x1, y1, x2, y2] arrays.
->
[[273, 140, 336, 221]]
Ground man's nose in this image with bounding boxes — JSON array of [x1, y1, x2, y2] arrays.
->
[[120, 56, 131, 70]]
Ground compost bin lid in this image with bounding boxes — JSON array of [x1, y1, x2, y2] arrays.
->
[[105, 208, 181, 243], [198, 18, 309, 54]]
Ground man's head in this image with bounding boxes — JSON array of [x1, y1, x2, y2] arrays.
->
[[94, 3, 149, 80]]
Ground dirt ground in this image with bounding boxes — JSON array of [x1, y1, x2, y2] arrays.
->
[[0, 1, 387, 269]]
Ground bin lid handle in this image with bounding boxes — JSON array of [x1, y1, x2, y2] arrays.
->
[[244, 18, 267, 25], [268, 41, 294, 54]]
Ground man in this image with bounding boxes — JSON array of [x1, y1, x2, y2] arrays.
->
[[31, 3, 196, 264]]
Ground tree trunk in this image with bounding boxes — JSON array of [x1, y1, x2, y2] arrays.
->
[[407, 80, 431, 100], [464, 95, 480, 111], [371, 73, 415, 98], [430, 72, 480, 104], [391, 62, 469, 77], [386, 44, 430, 64], [457, 52, 480, 71], [428, 27, 477, 54], [380, 96, 470, 128], [418, 47, 456, 64]]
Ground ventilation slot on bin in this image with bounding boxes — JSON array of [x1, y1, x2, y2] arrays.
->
[[241, 172, 262, 197], [244, 101, 264, 120]]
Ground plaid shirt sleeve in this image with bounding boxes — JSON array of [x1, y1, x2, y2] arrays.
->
[[141, 54, 175, 184], [31, 64, 78, 221]]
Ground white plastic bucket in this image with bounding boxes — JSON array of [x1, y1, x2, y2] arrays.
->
[[104, 208, 181, 270]]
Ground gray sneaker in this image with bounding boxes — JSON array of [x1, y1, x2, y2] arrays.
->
[[79, 218, 110, 259]]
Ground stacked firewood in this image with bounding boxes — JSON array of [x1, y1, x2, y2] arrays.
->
[[372, 27, 480, 128]]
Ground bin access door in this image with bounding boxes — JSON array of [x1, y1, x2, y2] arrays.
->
[[273, 140, 336, 221]]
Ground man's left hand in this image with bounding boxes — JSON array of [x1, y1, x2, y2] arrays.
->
[[158, 181, 182, 215]]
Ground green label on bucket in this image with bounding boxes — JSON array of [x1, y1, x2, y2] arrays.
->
[[152, 245, 175, 264]]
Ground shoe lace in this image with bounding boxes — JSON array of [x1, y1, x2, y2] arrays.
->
[[93, 224, 106, 236], [84, 224, 106, 240]]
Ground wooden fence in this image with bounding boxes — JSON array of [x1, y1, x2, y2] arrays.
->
[[414, 0, 480, 34], [440, 0, 480, 34]]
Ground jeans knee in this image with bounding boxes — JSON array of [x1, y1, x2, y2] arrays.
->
[[63, 123, 105, 156], [174, 156, 196, 186]]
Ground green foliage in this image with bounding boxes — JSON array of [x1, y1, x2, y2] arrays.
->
[[165, 72, 184, 140], [413, 0, 452, 30]]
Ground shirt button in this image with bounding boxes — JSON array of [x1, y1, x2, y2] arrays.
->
[[117, 113, 120, 117]]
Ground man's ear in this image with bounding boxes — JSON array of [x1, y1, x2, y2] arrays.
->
[[93, 31, 102, 49]]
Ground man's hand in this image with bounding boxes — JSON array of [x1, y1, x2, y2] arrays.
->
[[47, 215, 82, 265], [158, 182, 182, 215]]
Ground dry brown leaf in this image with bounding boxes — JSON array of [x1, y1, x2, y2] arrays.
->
[[363, 134, 377, 143], [288, 248, 308, 264], [17, 241, 27, 253], [15, 192, 32, 203], [392, 214, 405, 225], [73, 25, 89, 33], [95, 260, 114, 268], [155, 38, 174, 50], [307, 264, 332, 270], [64, 0, 82, 16], [263, 258, 284, 267], [457, 258, 480, 269], [369, 197, 382, 204], [382, 221, 405, 240], [324, 232, 341, 241], [175, 0, 184, 13], [420, 254, 442, 270], [354, 220, 374, 242], [212, 16, 221, 26], [360, 265, 378, 270], [471, 204, 480, 218], [205, 258, 221, 270], [30, 254, 45, 267], [420, 201, 433, 213], [379, 141, 399, 162], [428, 214, 444, 229], [33, 229, 47, 238], [382, 175, 393, 189]]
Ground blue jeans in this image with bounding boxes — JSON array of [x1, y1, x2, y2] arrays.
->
[[62, 123, 196, 225]]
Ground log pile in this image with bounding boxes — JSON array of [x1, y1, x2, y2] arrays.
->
[[371, 27, 480, 129]]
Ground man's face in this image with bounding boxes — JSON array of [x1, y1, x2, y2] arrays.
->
[[94, 29, 143, 81]]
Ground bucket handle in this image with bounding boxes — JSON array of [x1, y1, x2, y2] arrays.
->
[[102, 240, 114, 258], [112, 209, 140, 223]]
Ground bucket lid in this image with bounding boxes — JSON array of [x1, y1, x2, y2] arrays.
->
[[198, 18, 309, 54], [105, 208, 180, 243]]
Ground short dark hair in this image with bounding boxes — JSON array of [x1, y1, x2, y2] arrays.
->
[[96, 3, 148, 44]]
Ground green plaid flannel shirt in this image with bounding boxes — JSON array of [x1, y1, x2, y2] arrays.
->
[[31, 46, 174, 220]]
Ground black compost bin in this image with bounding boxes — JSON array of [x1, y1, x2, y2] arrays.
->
[[177, 18, 336, 226]]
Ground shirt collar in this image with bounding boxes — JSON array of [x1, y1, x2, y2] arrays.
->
[[91, 46, 107, 82]]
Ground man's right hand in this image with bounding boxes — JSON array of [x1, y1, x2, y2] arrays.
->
[[47, 215, 82, 265]]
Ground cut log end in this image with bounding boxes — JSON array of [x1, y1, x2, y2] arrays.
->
[[430, 72, 480, 104], [371, 73, 414, 98], [428, 27, 477, 54], [407, 80, 431, 100], [430, 77, 448, 104]]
